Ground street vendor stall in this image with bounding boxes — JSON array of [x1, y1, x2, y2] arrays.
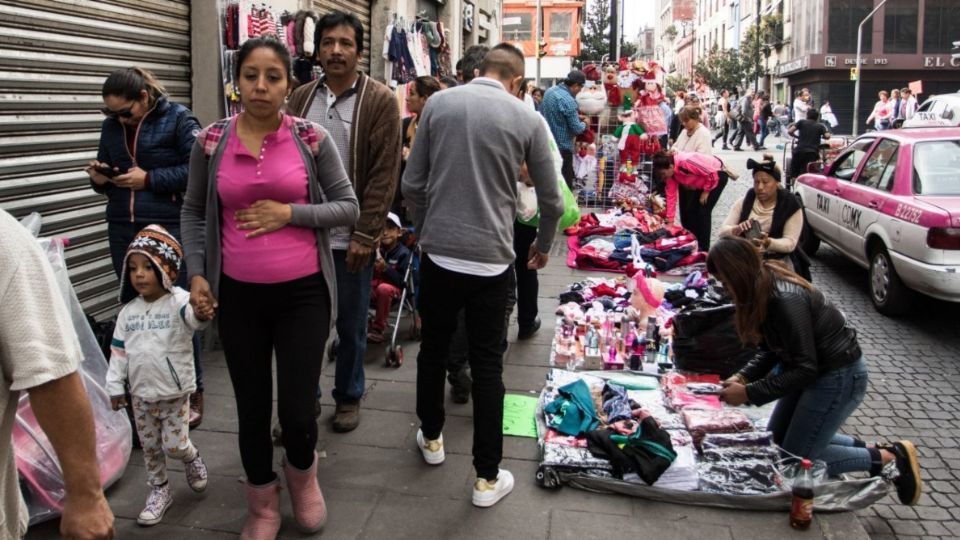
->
[[535, 271, 895, 512]]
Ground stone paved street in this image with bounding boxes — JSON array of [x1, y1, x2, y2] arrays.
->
[[25, 140, 955, 539]]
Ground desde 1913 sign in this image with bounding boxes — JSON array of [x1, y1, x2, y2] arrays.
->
[[823, 55, 960, 69]]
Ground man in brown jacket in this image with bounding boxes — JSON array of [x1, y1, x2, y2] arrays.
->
[[287, 11, 402, 432]]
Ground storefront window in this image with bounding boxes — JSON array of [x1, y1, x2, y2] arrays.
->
[[923, 0, 960, 53], [503, 12, 533, 42], [827, 0, 872, 54], [884, 0, 917, 54], [549, 12, 572, 40]]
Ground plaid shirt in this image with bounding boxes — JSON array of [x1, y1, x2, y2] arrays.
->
[[539, 83, 586, 152]]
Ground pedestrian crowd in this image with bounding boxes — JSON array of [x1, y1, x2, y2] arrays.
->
[[2, 11, 564, 540], [0, 12, 924, 540]]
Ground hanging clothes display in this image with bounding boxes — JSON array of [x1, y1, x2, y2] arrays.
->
[[219, 2, 319, 116], [383, 15, 452, 86]]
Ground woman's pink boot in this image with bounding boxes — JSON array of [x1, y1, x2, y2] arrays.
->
[[282, 451, 327, 533], [240, 479, 282, 540]]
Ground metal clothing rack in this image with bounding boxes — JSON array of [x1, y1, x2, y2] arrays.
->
[[577, 103, 656, 211]]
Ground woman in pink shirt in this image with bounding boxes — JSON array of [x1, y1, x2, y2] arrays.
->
[[866, 90, 894, 131], [652, 150, 727, 250], [181, 36, 358, 538]]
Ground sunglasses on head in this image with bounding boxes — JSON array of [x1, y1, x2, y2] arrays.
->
[[100, 106, 134, 119]]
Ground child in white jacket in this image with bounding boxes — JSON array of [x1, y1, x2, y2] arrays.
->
[[106, 225, 214, 527]]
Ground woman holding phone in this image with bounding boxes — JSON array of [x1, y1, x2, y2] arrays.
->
[[718, 155, 806, 277], [85, 67, 207, 427]]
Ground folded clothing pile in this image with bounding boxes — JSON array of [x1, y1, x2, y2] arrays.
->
[[557, 277, 632, 311], [566, 210, 703, 274], [681, 409, 754, 451], [697, 431, 784, 495], [662, 271, 728, 311], [653, 445, 699, 491], [661, 372, 723, 412]]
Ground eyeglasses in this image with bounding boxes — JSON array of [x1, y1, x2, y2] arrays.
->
[[100, 106, 134, 119]]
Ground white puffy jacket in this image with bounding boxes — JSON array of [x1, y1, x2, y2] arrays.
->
[[106, 287, 208, 400]]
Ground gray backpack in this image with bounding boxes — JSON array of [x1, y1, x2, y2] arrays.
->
[[728, 99, 743, 122]]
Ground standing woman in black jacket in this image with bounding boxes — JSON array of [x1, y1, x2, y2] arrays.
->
[[85, 67, 206, 427], [710, 236, 922, 506]]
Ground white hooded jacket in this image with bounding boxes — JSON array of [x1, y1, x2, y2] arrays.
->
[[106, 287, 208, 400]]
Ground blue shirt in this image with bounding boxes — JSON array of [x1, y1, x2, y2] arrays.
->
[[539, 83, 586, 152]]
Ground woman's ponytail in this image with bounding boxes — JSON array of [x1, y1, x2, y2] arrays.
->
[[102, 67, 167, 106], [133, 67, 166, 103]]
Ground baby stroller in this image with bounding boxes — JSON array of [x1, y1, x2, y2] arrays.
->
[[384, 229, 421, 368]]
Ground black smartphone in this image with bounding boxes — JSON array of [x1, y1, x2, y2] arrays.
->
[[95, 165, 120, 179], [745, 219, 762, 240]]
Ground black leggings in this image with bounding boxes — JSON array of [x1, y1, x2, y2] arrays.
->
[[678, 172, 729, 251], [218, 272, 330, 485]]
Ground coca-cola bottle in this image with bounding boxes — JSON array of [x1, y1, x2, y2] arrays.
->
[[790, 459, 815, 530]]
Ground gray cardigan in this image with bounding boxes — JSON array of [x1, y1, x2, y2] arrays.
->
[[401, 77, 563, 265], [180, 116, 359, 343]]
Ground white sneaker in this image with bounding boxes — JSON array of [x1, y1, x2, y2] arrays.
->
[[416, 429, 444, 465], [137, 484, 173, 526], [472, 469, 514, 508]]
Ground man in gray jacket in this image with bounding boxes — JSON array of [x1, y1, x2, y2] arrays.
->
[[402, 43, 562, 508], [733, 88, 761, 151]]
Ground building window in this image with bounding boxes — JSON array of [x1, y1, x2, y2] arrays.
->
[[549, 11, 572, 40], [884, 0, 917, 53], [503, 12, 533, 41], [923, 0, 960, 53], [827, 0, 873, 54]]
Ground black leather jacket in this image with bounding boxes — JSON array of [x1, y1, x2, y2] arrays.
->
[[738, 278, 861, 405]]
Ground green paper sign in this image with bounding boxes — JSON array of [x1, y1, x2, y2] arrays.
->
[[502, 394, 539, 438]]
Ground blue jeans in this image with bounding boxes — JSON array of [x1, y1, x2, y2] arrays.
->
[[331, 249, 374, 404], [758, 118, 769, 146], [767, 356, 872, 476], [107, 221, 203, 392]]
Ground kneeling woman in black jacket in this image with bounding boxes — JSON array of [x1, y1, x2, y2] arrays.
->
[[710, 237, 921, 505]]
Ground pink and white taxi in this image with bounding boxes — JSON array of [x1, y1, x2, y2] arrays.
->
[[796, 128, 960, 315]]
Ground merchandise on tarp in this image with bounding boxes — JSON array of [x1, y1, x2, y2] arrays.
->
[[534, 369, 892, 512], [14, 215, 132, 525], [565, 209, 706, 276]]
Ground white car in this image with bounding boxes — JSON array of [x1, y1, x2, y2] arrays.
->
[[901, 93, 960, 128]]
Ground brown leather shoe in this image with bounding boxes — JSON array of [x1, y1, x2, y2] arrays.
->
[[189, 392, 203, 429], [332, 402, 360, 433]]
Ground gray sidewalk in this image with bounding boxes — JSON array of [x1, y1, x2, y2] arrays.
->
[[27, 238, 869, 539]]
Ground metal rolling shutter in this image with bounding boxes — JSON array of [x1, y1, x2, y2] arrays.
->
[[311, 0, 372, 72], [0, 0, 191, 319]]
